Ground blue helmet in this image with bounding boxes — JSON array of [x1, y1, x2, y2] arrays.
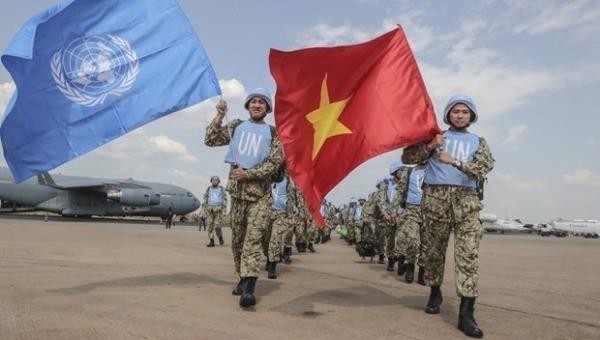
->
[[443, 94, 478, 125], [244, 87, 273, 113]]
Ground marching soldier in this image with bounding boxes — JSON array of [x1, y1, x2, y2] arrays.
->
[[383, 161, 410, 271], [203, 175, 227, 247], [282, 176, 308, 263], [402, 94, 494, 338], [205, 88, 284, 309], [265, 170, 304, 278], [361, 180, 386, 263], [345, 198, 358, 245], [393, 162, 427, 284]]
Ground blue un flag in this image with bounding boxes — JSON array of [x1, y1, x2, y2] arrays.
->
[[0, 0, 221, 182]]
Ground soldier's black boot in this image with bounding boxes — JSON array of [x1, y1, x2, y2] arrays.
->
[[405, 263, 415, 283], [268, 261, 277, 279], [282, 247, 292, 264], [417, 266, 426, 286], [307, 242, 316, 253], [218, 235, 224, 246], [458, 297, 484, 338], [386, 256, 397, 271], [239, 277, 257, 308], [377, 254, 385, 264], [206, 239, 215, 247], [425, 285, 443, 314], [232, 278, 246, 296], [396, 255, 407, 275], [264, 261, 271, 271]]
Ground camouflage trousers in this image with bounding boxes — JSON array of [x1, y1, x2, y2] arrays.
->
[[289, 216, 314, 244], [395, 205, 423, 265], [293, 218, 305, 243], [267, 211, 292, 262], [304, 218, 317, 243], [318, 223, 331, 241], [283, 220, 295, 247], [374, 220, 386, 256], [205, 206, 224, 241], [231, 195, 272, 278], [421, 186, 484, 297], [347, 222, 359, 241], [355, 221, 368, 243], [383, 221, 397, 258]]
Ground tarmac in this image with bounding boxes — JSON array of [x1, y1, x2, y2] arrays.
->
[[0, 215, 599, 340]]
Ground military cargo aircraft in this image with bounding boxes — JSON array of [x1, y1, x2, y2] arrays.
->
[[480, 213, 529, 233], [543, 219, 600, 238], [0, 167, 200, 218]]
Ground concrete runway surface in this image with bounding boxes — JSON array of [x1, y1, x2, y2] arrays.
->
[[0, 216, 599, 340]]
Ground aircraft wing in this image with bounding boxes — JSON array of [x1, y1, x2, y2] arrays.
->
[[47, 178, 152, 190]]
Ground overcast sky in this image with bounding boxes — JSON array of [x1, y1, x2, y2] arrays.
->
[[1, 0, 599, 223]]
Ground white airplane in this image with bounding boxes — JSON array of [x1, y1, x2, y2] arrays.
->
[[479, 213, 529, 233], [546, 219, 600, 238]]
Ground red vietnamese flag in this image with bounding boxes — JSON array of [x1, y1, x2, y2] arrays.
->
[[269, 27, 440, 226]]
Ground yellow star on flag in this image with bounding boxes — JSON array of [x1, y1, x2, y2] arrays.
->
[[306, 74, 353, 160]]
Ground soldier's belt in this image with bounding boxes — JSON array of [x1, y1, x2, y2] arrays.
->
[[423, 184, 477, 193]]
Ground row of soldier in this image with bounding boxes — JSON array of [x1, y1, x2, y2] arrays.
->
[[203, 88, 493, 338], [200, 171, 328, 278], [335, 160, 427, 286]]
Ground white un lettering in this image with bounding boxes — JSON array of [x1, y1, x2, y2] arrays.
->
[[238, 131, 263, 157], [445, 139, 471, 162]]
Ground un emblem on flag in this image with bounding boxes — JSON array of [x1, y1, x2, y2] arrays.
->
[[51, 35, 140, 107]]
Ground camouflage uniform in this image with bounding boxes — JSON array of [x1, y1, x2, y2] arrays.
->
[[391, 168, 423, 265], [383, 169, 410, 258], [319, 204, 335, 242], [374, 180, 390, 257], [203, 185, 228, 242], [267, 211, 289, 262], [395, 205, 423, 265], [205, 119, 284, 278], [359, 191, 384, 255], [402, 138, 494, 297], [304, 217, 317, 244], [285, 183, 308, 248], [348, 202, 363, 243], [267, 176, 303, 262], [340, 204, 353, 241]]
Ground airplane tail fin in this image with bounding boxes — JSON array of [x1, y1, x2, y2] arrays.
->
[[37, 172, 56, 186]]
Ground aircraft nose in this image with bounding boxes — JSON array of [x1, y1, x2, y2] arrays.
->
[[192, 196, 200, 210]]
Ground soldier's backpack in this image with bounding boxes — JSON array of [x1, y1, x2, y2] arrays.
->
[[355, 224, 377, 258]]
